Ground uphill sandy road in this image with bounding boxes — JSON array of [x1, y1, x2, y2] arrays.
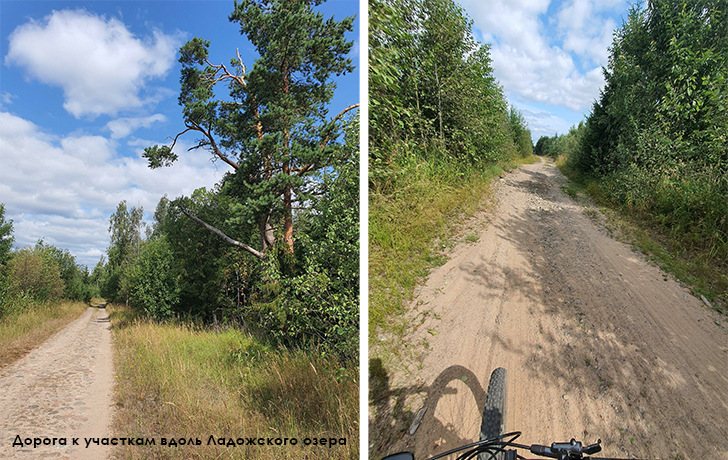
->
[[378, 158, 728, 459], [0, 307, 115, 459]]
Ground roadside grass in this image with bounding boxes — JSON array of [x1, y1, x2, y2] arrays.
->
[[369, 154, 539, 344], [555, 155, 727, 314], [108, 304, 358, 459], [0, 299, 88, 368]]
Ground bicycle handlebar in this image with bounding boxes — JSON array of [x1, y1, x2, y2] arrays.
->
[[530, 438, 602, 458], [382, 433, 643, 460]]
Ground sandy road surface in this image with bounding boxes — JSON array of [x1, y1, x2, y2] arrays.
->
[[0, 307, 115, 459], [374, 158, 728, 459]]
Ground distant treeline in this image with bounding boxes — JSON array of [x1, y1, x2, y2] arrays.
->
[[370, 0, 532, 178], [0, 203, 98, 316]]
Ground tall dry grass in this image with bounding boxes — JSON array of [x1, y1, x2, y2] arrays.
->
[[0, 299, 88, 367], [109, 305, 358, 459]]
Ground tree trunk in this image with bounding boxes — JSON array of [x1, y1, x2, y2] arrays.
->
[[435, 61, 444, 144], [258, 214, 275, 251], [282, 186, 294, 255]]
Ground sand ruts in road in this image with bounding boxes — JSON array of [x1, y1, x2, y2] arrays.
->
[[0, 307, 115, 459], [378, 158, 728, 459]]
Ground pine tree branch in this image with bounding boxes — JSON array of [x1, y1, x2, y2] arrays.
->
[[186, 121, 240, 170], [294, 103, 359, 176], [204, 54, 247, 87], [321, 103, 360, 149]]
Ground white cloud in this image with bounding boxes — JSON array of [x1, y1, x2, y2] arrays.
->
[[557, 0, 620, 66], [489, 45, 604, 111], [518, 104, 577, 140], [106, 114, 167, 139], [0, 92, 15, 107], [5, 9, 182, 118], [458, 0, 626, 135], [0, 111, 222, 267]]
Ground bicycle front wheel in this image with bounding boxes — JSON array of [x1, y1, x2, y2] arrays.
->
[[479, 367, 507, 460]]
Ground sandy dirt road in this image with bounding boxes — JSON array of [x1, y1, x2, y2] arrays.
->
[[0, 307, 115, 459], [373, 158, 728, 459]]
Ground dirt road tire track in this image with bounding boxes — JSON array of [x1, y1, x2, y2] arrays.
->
[[0, 307, 115, 459], [378, 158, 728, 459]]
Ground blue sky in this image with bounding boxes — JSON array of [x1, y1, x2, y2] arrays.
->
[[459, 0, 630, 141], [0, 0, 359, 268]]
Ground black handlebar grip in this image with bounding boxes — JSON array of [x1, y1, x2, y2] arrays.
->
[[530, 445, 556, 458], [583, 440, 602, 455]]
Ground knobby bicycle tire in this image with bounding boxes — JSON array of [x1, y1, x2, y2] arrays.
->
[[479, 367, 507, 460]]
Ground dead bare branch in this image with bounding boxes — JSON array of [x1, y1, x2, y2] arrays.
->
[[186, 121, 240, 170], [181, 209, 266, 260]]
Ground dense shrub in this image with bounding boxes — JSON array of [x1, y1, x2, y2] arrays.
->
[[5, 246, 64, 303], [0, 204, 13, 266], [126, 237, 180, 320]]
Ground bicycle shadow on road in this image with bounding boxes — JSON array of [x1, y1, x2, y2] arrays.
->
[[370, 360, 487, 459]]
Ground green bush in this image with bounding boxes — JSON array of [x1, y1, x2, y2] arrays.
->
[[0, 290, 35, 318], [127, 237, 180, 320], [573, 0, 728, 259], [6, 246, 64, 303]]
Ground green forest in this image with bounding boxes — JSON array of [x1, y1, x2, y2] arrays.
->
[[1, 1, 359, 361], [369, 0, 534, 336], [536, 0, 727, 308]]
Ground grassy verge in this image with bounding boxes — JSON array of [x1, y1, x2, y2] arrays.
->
[[0, 299, 88, 368], [369, 154, 539, 343], [555, 155, 727, 314], [109, 304, 358, 459]]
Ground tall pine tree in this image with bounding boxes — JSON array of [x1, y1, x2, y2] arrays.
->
[[144, 0, 357, 260]]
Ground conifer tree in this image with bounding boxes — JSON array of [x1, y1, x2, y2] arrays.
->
[[144, 0, 357, 259]]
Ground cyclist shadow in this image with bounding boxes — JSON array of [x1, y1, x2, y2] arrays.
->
[[371, 360, 487, 459]]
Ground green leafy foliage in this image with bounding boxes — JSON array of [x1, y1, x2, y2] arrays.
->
[[574, 0, 727, 262], [543, 1, 728, 308], [0, 204, 13, 266], [509, 106, 534, 158], [276, 115, 359, 359], [0, 210, 97, 315], [34, 240, 90, 302], [369, 0, 531, 179], [534, 123, 585, 161], [142, 145, 177, 169], [369, 0, 534, 340], [0, 204, 14, 309], [126, 237, 180, 320], [201, 116, 361, 359], [104, 201, 144, 302], [154, 189, 260, 319], [104, 1, 360, 362], [146, 0, 355, 257], [4, 245, 64, 305]]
